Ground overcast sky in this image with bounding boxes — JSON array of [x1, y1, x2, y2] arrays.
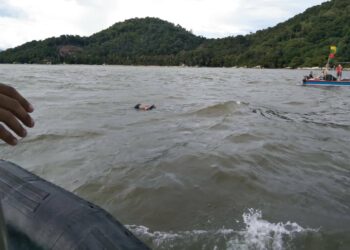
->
[[0, 0, 327, 49]]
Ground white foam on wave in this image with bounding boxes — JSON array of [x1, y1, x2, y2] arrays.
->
[[127, 209, 316, 250], [228, 208, 316, 250], [126, 225, 181, 246]]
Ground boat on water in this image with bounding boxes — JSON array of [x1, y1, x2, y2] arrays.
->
[[302, 45, 350, 86], [0, 160, 149, 250], [302, 78, 350, 86]]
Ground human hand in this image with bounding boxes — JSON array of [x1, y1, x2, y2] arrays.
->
[[0, 83, 34, 145]]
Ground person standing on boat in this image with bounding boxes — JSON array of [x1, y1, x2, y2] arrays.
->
[[336, 64, 343, 80]]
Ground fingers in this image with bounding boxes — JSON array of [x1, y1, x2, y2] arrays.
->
[[0, 84, 35, 146], [0, 124, 18, 146], [0, 83, 34, 113], [0, 108, 27, 138], [0, 94, 34, 128]]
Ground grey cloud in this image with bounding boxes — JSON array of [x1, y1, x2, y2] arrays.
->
[[0, 1, 26, 18], [72, 0, 120, 8]]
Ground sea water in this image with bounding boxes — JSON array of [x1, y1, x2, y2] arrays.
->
[[0, 65, 349, 250]]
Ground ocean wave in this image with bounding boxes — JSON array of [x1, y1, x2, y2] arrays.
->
[[188, 101, 249, 118], [127, 209, 316, 250], [226, 133, 264, 144], [253, 107, 350, 131], [252, 108, 294, 122], [23, 131, 103, 143], [300, 115, 350, 131], [282, 101, 305, 106]]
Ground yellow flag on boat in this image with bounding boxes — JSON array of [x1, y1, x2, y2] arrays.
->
[[329, 45, 337, 63], [330, 45, 337, 54]]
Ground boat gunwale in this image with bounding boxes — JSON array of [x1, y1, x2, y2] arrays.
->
[[302, 79, 350, 86]]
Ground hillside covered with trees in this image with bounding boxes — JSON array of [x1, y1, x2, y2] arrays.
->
[[0, 0, 349, 68]]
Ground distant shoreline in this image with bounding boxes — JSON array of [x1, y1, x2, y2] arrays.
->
[[1, 63, 349, 71]]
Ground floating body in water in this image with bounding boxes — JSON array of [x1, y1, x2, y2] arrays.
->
[[134, 104, 156, 111]]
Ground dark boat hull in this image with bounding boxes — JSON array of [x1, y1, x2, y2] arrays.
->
[[0, 160, 149, 250], [303, 79, 350, 86]]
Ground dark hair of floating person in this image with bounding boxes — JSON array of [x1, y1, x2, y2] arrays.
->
[[134, 104, 156, 111]]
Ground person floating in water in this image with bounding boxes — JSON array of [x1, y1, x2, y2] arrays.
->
[[134, 103, 156, 111], [336, 64, 343, 80]]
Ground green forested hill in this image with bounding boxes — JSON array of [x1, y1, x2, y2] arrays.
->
[[211, 0, 350, 68], [82, 18, 205, 65], [0, 0, 349, 68], [0, 18, 204, 65]]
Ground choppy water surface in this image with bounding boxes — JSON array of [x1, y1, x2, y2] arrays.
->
[[0, 65, 349, 250]]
